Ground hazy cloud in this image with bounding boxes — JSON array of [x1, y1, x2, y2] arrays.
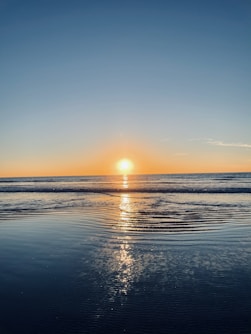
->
[[206, 139, 251, 149]]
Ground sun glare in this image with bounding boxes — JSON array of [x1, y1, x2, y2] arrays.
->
[[117, 159, 134, 175]]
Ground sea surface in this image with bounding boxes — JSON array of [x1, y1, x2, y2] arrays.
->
[[0, 173, 251, 334]]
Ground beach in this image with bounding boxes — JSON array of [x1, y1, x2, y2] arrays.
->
[[0, 173, 251, 333], [2, 1, 250, 332]]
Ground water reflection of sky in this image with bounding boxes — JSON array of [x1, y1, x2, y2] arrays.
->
[[86, 175, 251, 318]]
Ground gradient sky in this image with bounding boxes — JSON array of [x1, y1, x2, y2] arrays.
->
[[1, 0, 250, 176]]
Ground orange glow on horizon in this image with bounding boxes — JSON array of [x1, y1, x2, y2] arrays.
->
[[0, 137, 250, 177]]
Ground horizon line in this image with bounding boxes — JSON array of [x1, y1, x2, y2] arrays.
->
[[0, 171, 251, 179]]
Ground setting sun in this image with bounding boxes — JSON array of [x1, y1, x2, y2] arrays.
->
[[117, 158, 134, 175]]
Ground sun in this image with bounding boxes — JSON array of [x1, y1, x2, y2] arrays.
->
[[117, 158, 134, 175]]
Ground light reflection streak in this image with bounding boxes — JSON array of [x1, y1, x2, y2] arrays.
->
[[96, 191, 137, 300], [116, 192, 134, 295], [119, 193, 131, 232], [122, 175, 128, 189]]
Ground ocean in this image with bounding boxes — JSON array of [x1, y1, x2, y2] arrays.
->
[[0, 173, 251, 333]]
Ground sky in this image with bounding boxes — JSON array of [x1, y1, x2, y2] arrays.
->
[[1, 0, 250, 176]]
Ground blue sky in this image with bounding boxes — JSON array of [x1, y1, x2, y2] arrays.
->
[[1, 0, 250, 176]]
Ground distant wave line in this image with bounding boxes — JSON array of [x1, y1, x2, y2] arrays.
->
[[0, 187, 251, 194]]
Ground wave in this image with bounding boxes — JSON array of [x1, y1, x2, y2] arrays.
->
[[0, 186, 250, 194], [0, 174, 250, 195]]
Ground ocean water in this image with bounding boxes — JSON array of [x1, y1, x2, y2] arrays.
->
[[0, 173, 251, 334]]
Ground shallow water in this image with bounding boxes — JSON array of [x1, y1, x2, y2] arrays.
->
[[0, 174, 251, 333]]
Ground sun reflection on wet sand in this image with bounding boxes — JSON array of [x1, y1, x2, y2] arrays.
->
[[116, 193, 134, 295], [95, 192, 138, 302], [115, 236, 134, 296]]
